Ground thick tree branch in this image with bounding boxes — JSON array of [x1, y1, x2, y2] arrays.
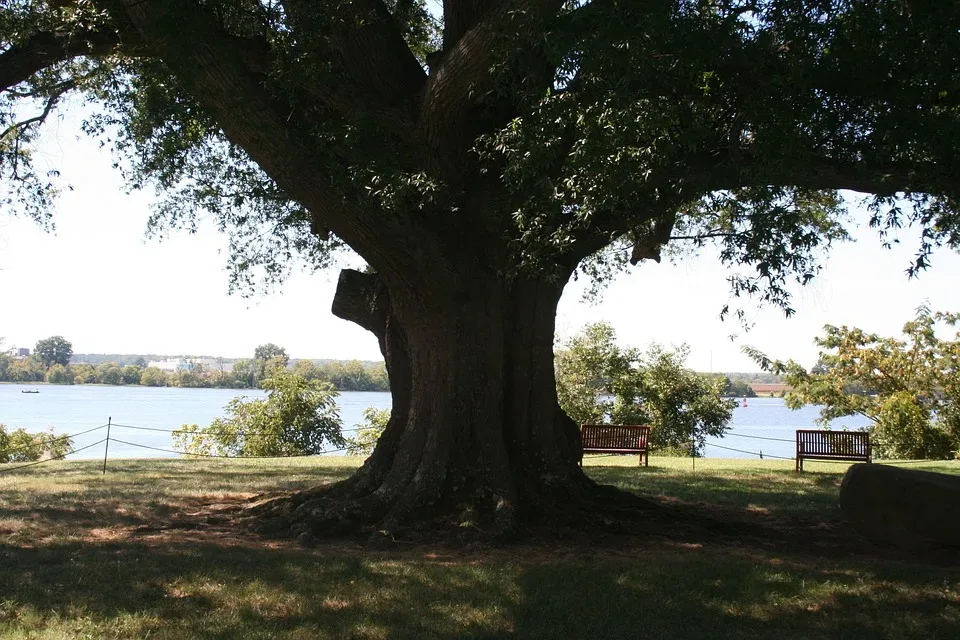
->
[[111, 0, 433, 279], [280, 0, 426, 128], [421, 0, 565, 180], [442, 0, 501, 49], [693, 152, 960, 200], [331, 269, 391, 337], [0, 28, 139, 92], [572, 152, 960, 263]]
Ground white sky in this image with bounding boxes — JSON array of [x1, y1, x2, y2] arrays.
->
[[2, 106, 960, 371]]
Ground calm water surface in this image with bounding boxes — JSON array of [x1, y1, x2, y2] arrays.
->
[[1, 384, 870, 460], [1, 384, 391, 460]]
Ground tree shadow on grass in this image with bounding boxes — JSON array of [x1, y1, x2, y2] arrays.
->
[[1, 541, 513, 639], [0, 540, 956, 639], [514, 556, 959, 640]]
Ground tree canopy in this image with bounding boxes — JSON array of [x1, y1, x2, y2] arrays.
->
[[2, 1, 959, 302], [33, 335, 72, 367], [253, 343, 289, 367]]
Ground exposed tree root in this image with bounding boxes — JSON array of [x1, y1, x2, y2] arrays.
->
[[246, 473, 688, 549], [241, 477, 960, 570]]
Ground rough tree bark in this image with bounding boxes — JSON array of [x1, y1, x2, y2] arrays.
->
[[257, 264, 652, 540]]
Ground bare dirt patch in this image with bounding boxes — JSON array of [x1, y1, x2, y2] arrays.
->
[[103, 489, 960, 569]]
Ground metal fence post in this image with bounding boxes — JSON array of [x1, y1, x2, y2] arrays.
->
[[102, 417, 112, 475]]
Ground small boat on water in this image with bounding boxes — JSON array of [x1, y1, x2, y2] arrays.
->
[[21, 390, 39, 394]]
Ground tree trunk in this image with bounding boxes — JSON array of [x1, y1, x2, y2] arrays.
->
[[259, 263, 648, 541]]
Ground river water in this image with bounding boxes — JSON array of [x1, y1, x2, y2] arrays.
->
[[1, 383, 871, 460]]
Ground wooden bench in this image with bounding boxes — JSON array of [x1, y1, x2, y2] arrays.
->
[[795, 429, 871, 472], [580, 424, 651, 466]]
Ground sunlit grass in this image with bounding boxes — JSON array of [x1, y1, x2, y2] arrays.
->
[[586, 455, 960, 515], [1, 456, 958, 639]]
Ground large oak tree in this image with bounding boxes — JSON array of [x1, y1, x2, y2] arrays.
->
[[2, 0, 960, 536]]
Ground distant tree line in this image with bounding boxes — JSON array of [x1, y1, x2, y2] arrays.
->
[[706, 375, 757, 398], [0, 338, 388, 392], [722, 371, 785, 385]]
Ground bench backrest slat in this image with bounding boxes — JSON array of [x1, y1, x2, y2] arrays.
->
[[796, 429, 870, 459], [581, 424, 650, 450], [795, 429, 871, 472]]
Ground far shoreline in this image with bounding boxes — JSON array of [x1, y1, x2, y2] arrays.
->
[[0, 381, 391, 393]]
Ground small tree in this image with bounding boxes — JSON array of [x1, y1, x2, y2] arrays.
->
[[637, 345, 737, 455], [254, 344, 290, 366], [555, 323, 636, 426], [346, 408, 391, 457], [34, 336, 73, 368], [556, 323, 735, 455], [0, 424, 73, 463], [174, 370, 345, 457], [252, 344, 289, 386], [745, 305, 960, 460]]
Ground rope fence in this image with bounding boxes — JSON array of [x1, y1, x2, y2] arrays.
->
[[1, 418, 951, 475], [0, 423, 109, 456], [722, 432, 795, 443], [0, 438, 109, 474], [108, 423, 367, 435], [0, 417, 373, 475], [108, 438, 367, 459], [703, 441, 795, 461]]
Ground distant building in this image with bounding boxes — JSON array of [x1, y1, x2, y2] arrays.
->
[[3, 347, 29, 359], [146, 357, 221, 372], [748, 383, 792, 396], [147, 358, 191, 372]]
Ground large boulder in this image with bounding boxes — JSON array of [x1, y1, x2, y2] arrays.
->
[[839, 463, 960, 548]]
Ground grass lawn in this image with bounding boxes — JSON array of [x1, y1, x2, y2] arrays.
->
[[1, 456, 958, 639]]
